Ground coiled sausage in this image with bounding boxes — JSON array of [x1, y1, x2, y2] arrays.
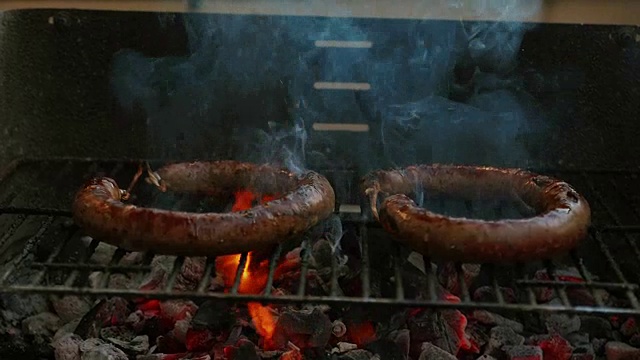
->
[[362, 164, 591, 263], [72, 161, 336, 256]]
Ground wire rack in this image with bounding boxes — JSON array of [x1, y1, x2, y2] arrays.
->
[[1, 157, 640, 316]]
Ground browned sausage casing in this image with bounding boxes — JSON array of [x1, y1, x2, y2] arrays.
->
[[362, 164, 591, 263], [72, 161, 336, 256]]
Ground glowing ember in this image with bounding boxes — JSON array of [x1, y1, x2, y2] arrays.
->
[[185, 328, 215, 352], [231, 190, 256, 212], [530, 334, 572, 360], [136, 299, 161, 317], [443, 294, 474, 354], [444, 293, 461, 303], [214, 189, 281, 345], [347, 321, 376, 347], [454, 312, 475, 353]]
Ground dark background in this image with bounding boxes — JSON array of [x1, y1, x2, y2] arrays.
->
[[0, 9, 638, 173]]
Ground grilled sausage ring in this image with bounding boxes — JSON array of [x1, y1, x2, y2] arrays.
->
[[362, 164, 591, 263], [73, 161, 336, 256]]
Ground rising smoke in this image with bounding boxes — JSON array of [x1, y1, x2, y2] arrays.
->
[[111, 0, 544, 172]]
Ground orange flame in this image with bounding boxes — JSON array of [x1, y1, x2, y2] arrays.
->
[[216, 189, 280, 344]]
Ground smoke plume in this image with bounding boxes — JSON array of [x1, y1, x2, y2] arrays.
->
[[111, 0, 544, 172]]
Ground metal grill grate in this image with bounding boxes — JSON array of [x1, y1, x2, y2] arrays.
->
[[1, 158, 640, 316]]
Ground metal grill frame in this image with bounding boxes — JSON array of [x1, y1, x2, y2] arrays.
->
[[1, 157, 640, 316]]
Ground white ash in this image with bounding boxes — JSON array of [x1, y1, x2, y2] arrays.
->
[[159, 299, 198, 320], [81, 343, 128, 360], [53, 318, 81, 342], [419, 342, 457, 360], [504, 345, 543, 360], [138, 255, 176, 289], [79, 338, 106, 352], [565, 332, 590, 347], [322, 214, 344, 254], [50, 295, 92, 323], [88, 272, 136, 290], [331, 342, 358, 354], [473, 310, 524, 333], [171, 316, 192, 343], [105, 333, 149, 355], [84, 239, 144, 265], [88, 241, 118, 265], [138, 256, 207, 291], [331, 319, 347, 338], [53, 335, 128, 360], [176, 257, 208, 288], [573, 342, 595, 358], [544, 314, 581, 337], [271, 307, 333, 349], [336, 349, 374, 360], [407, 251, 436, 274], [125, 310, 146, 334], [21, 311, 61, 345], [53, 333, 82, 360], [485, 326, 525, 357], [393, 329, 411, 358]]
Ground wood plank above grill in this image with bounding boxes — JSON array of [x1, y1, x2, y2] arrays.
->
[[1, 0, 639, 26]]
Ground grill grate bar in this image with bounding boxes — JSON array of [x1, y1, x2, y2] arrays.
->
[[544, 260, 572, 307], [98, 248, 127, 289], [231, 253, 248, 295], [605, 178, 640, 284], [264, 244, 282, 296], [165, 256, 185, 292], [25, 226, 71, 287], [600, 177, 640, 266], [424, 255, 438, 301], [515, 263, 538, 306], [359, 222, 371, 299], [516, 279, 637, 291], [600, 225, 640, 232], [297, 240, 312, 297], [580, 173, 640, 309], [31, 262, 152, 272], [488, 265, 505, 304], [133, 252, 156, 289], [1, 216, 55, 285], [197, 257, 216, 293], [569, 250, 606, 307], [0, 207, 73, 217], [393, 243, 405, 300], [0, 214, 27, 249], [3, 159, 640, 315], [64, 237, 100, 288], [6, 283, 640, 315], [588, 230, 629, 283], [594, 231, 640, 309], [330, 243, 340, 297], [456, 263, 472, 302]]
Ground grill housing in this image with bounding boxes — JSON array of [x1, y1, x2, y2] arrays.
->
[[2, 157, 640, 316]]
